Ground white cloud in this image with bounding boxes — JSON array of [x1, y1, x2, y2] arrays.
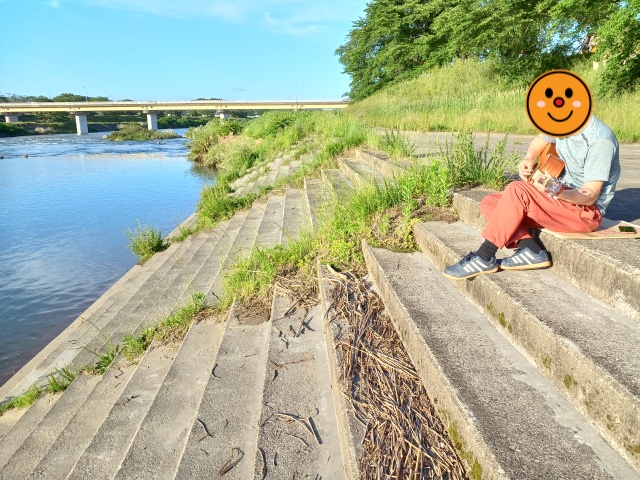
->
[[82, 0, 244, 20], [264, 12, 319, 36], [75, 0, 365, 32]]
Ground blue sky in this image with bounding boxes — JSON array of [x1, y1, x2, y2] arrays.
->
[[0, 0, 368, 101]]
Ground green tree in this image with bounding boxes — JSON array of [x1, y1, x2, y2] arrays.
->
[[594, 0, 640, 94], [336, 0, 446, 100], [432, 0, 573, 82], [53, 93, 86, 102]]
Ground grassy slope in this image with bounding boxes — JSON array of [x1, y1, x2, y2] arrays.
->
[[345, 59, 640, 143]]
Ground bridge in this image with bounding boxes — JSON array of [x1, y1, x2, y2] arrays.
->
[[0, 100, 349, 135]]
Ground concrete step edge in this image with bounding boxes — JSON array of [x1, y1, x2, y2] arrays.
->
[[282, 188, 310, 246], [362, 240, 639, 480], [166, 212, 198, 240], [317, 263, 362, 480], [414, 220, 640, 472], [0, 374, 102, 478], [113, 315, 226, 479], [338, 158, 385, 188], [303, 177, 325, 234], [175, 304, 270, 479], [254, 193, 286, 249], [452, 189, 640, 321], [354, 149, 409, 178], [273, 165, 291, 185], [321, 169, 355, 198], [66, 343, 181, 480]]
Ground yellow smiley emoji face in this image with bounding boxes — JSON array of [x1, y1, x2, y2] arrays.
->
[[526, 70, 592, 137]]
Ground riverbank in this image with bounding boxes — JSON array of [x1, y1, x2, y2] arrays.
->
[[346, 59, 640, 143], [0, 115, 212, 138], [1, 132, 638, 477]]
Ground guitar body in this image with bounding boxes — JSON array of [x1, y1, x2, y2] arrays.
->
[[530, 143, 565, 185]]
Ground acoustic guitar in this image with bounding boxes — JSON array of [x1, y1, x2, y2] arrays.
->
[[529, 142, 565, 188]]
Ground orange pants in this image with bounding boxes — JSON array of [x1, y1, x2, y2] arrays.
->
[[480, 181, 602, 249]]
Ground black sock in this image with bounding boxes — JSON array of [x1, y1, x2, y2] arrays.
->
[[475, 239, 498, 261], [519, 238, 542, 254]]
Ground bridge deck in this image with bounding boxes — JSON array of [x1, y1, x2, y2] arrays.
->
[[0, 100, 348, 113]]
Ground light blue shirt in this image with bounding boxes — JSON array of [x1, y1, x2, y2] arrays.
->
[[541, 115, 620, 214]]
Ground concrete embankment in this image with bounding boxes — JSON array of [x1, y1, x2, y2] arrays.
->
[[0, 135, 639, 479]]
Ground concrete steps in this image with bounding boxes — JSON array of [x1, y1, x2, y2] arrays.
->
[[67, 344, 178, 480], [113, 318, 225, 479], [230, 150, 312, 198], [0, 199, 270, 478], [452, 189, 640, 321], [0, 374, 102, 478], [321, 168, 354, 198], [413, 219, 640, 473], [338, 158, 386, 188], [318, 148, 640, 476], [304, 177, 326, 233], [26, 357, 135, 479], [361, 242, 638, 479], [175, 192, 287, 479], [175, 305, 271, 480], [282, 188, 309, 245], [355, 148, 410, 178], [252, 295, 344, 479], [255, 194, 286, 248], [6, 138, 637, 478]]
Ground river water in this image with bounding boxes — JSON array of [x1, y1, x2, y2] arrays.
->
[[0, 131, 216, 387]]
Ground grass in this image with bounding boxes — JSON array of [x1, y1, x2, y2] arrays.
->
[[220, 130, 512, 304], [0, 291, 207, 417], [122, 292, 207, 362], [346, 58, 640, 143], [192, 110, 416, 233], [126, 221, 169, 262], [108, 123, 179, 141], [0, 122, 33, 137], [0, 366, 77, 416]]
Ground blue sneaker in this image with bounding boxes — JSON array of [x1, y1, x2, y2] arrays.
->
[[500, 247, 551, 270], [443, 252, 498, 280]]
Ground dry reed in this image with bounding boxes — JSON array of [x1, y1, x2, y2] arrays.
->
[[326, 269, 467, 479]]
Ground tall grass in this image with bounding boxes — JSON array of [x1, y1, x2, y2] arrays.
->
[[194, 111, 373, 229], [221, 231, 317, 308], [346, 59, 640, 142], [0, 365, 77, 416], [126, 222, 168, 261], [108, 123, 179, 141], [123, 292, 207, 361], [220, 131, 514, 301], [197, 180, 255, 229]]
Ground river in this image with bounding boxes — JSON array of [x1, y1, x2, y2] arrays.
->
[[0, 130, 216, 387]]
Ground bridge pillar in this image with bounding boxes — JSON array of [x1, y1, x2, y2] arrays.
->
[[146, 113, 158, 131], [4, 115, 20, 123], [75, 114, 88, 135]]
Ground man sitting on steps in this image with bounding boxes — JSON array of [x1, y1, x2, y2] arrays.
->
[[443, 114, 620, 280]]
